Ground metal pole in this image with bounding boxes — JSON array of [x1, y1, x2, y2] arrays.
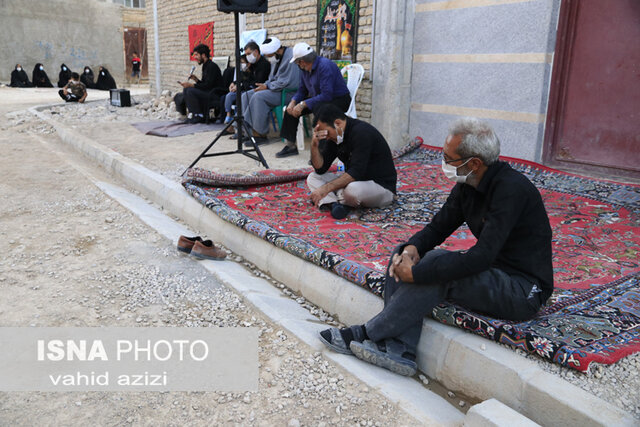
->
[[152, 0, 162, 96]]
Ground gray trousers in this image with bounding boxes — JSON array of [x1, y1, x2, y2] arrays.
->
[[306, 172, 395, 208], [365, 248, 542, 356], [242, 89, 294, 135]]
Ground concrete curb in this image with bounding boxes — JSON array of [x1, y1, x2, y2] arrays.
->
[[89, 180, 463, 426], [464, 399, 540, 427], [32, 106, 637, 427]]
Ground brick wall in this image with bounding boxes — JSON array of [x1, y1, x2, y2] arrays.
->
[[122, 7, 147, 28], [146, 0, 373, 120]]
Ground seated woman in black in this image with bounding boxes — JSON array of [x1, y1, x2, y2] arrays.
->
[[32, 63, 53, 87], [80, 66, 96, 89], [10, 64, 33, 87], [96, 66, 117, 90], [57, 64, 73, 88]]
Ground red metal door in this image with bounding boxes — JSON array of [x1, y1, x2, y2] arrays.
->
[[123, 27, 148, 79], [544, 0, 640, 179]]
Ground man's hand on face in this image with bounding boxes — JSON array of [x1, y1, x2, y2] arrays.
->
[[310, 187, 330, 207], [312, 128, 328, 147], [389, 245, 419, 283]]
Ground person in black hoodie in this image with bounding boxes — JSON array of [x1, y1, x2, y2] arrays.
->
[[179, 44, 223, 124], [32, 63, 54, 87], [80, 66, 95, 89], [10, 64, 33, 87], [57, 63, 72, 88], [96, 66, 117, 90], [220, 42, 271, 130]]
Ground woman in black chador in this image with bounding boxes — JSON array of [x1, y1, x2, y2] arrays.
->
[[95, 66, 117, 90], [32, 63, 53, 87], [10, 64, 33, 87], [80, 66, 96, 89], [57, 63, 73, 88]]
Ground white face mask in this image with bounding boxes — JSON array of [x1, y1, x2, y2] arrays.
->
[[267, 55, 278, 65], [62, 66, 67, 71], [85, 69, 90, 73], [441, 158, 473, 184], [240, 63, 248, 71], [16, 67, 22, 72], [39, 66, 44, 71], [247, 52, 257, 64]]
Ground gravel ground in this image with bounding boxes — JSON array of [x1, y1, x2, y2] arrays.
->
[[0, 112, 423, 425], [2, 98, 638, 421]]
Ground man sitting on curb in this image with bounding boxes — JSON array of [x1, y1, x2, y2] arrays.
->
[[277, 42, 351, 158], [308, 104, 397, 219], [319, 118, 553, 375]]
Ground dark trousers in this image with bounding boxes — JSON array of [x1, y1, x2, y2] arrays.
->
[[280, 93, 351, 143], [58, 90, 78, 102], [183, 87, 209, 115], [365, 248, 542, 355]]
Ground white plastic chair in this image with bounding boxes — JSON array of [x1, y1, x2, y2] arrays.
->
[[341, 63, 364, 118]]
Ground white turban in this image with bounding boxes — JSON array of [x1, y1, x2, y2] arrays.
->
[[260, 37, 281, 55]]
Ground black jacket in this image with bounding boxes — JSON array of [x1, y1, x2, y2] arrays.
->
[[407, 161, 554, 302], [315, 117, 397, 194], [194, 59, 223, 92], [239, 55, 270, 91]]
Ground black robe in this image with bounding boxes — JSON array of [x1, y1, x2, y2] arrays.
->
[[96, 67, 117, 91], [57, 64, 73, 88], [10, 67, 33, 87], [32, 64, 53, 87], [81, 67, 95, 89]]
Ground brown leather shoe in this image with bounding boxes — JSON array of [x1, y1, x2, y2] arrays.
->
[[177, 235, 202, 254], [191, 240, 226, 260]]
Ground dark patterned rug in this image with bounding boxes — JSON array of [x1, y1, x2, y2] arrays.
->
[[183, 141, 640, 372]]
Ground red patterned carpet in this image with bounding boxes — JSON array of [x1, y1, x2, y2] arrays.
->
[[184, 143, 640, 372]]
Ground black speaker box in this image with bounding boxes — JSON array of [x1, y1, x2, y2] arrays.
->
[[109, 89, 131, 107], [217, 0, 268, 13]]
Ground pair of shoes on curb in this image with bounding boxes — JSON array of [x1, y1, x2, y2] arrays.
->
[[187, 115, 205, 124], [276, 145, 299, 158], [176, 235, 226, 260], [319, 328, 417, 376]]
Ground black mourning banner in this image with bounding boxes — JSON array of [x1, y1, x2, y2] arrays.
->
[[317, 0, 359, 63]]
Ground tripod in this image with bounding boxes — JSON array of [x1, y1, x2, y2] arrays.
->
[[183, 11, 269, 175]]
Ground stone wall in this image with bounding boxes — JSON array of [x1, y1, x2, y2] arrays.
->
[[0, 0, 126, 85], [145, 0, 373, 120], [122, 7, 147, 28]]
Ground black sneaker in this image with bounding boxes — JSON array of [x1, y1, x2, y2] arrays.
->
[[188, 115, 205, 124], [275, 145, 299, 158]]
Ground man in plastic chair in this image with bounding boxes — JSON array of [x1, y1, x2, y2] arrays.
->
[[240, 37, 300, 144], [277, 42, 351, 158], [307, 104, 397, 220], [179, 44, 224, 124], [318, 118, 553, 376]]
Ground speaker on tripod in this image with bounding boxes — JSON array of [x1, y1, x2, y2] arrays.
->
[[217, 0, 268, 13], [184, 0, 270, 174]]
